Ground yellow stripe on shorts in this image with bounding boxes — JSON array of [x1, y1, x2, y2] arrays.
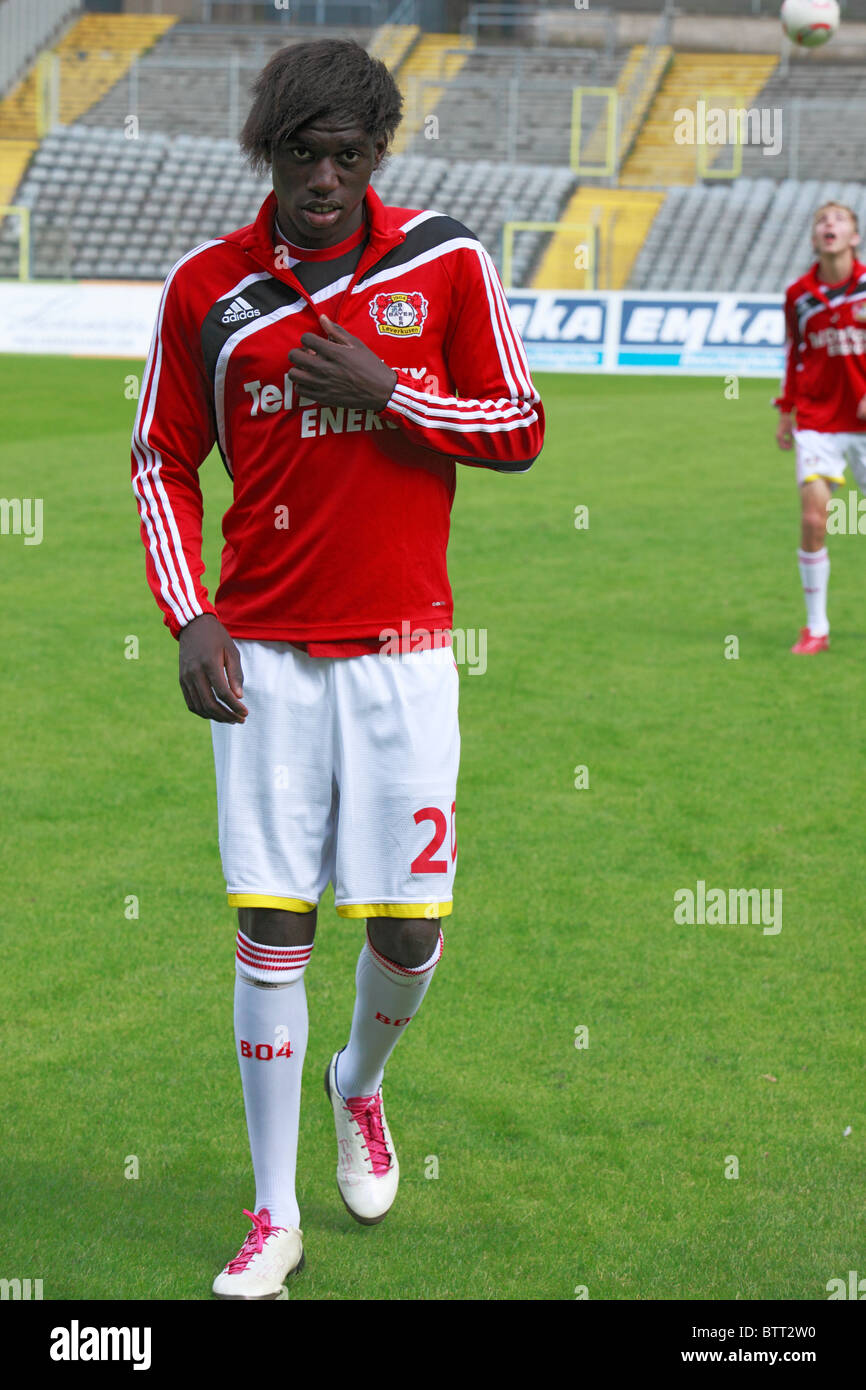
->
[[336, 901, 453, 919], [227, 893, 317, 912]]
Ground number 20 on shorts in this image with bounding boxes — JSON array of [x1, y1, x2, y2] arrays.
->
[[410, 802, 457, 873]]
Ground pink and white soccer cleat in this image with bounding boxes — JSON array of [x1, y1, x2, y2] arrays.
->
[[324, 1051, 400, 1225], [791, 627, 829, 654], [212, 1208, 304, 1300]]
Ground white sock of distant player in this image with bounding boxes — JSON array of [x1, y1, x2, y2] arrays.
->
[[233, 930, 313, 1230], [798, 547, 830, 636], [336, 928, 443, 1099]]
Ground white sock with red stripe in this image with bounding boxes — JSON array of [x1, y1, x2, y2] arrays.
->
[[335, 928, 443, 1100], [798, 547, 830, 637], [233, 930, 313, 1230]]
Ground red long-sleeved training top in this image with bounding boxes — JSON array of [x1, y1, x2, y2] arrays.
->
[[774, 259, 866, 431], [131, 186, 544, 644]]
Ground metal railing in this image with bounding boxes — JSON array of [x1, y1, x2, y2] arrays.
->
[[34, 40, 866, 188], [0, 204, 30, 280], [381, 0, 421, 23], [190, 0, 389, 21], [774, 98, 862, 183], [541, 0, 866, 14], [464, 2, 618, 55], [409, 66, 602, 166], [51, 46, 611, 152], [608, 8, 673, 179], [502, 218, 596, 288]]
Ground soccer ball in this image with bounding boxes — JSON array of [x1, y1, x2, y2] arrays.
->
[[781, 0, 840, 47]]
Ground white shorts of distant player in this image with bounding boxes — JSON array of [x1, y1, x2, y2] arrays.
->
[[793, 428, 866, 491], [210, 640, 460, 921]]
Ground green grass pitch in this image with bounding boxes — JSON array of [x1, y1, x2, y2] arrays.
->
[[1, 356, 863, 1300]]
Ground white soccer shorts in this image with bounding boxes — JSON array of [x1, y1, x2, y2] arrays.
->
[[794, 429, 866, 490], [210, 640, 460, 920]]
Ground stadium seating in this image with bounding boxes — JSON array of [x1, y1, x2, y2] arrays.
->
[[6, 10, 864, 293], [606, 42, 673, 170], [61, 18, 640, 172], [620, 52, 779, 186], [0, 12, 177, 140], [0, 136, 36, 212], [367, 21, 420, 73], [628, 177, 866, 291], [0, 0, 79, 99], [0, 124, 576, 285], [390, 32, 474, 154], [738, 64, 866, 184], [77, 23, 374, 141], [401, 45, 627, 166], [533, 187, 666, 290], [0, 14, 661, 285]]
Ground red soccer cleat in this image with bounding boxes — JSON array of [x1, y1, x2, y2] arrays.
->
[[791, 627, 829, 654]]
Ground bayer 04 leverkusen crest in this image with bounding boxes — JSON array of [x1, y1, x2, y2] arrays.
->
[[369, 291, 429, 337]]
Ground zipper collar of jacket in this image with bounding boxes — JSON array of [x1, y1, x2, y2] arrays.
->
[[806, 257, 866, 308], [241, 185, 406, 290]]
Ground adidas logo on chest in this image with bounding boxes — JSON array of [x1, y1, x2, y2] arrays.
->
[[221, 296, 261, 324]]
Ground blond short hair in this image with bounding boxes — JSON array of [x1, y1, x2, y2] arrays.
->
[[812, 202, 860, 233]]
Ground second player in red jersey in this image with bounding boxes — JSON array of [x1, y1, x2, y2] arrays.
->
[[774, 202, 866, 652]]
